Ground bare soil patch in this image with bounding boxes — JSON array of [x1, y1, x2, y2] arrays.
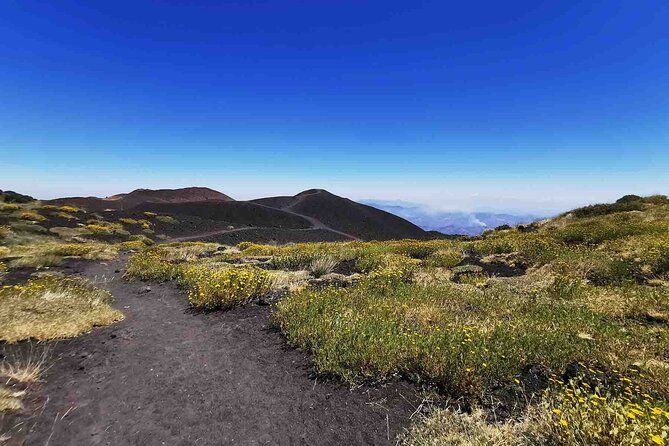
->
[[23, 258, 420, 445]]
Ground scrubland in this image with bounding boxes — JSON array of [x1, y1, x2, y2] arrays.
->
[[2, 193, 669, 444], [123, 195, 669, 445]]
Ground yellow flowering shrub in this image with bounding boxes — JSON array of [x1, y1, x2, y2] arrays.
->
[[85, 221, 128, 235], [52, 211, 78, 220], [125, 249, 180, 281], [0, 203, 20, 212], [538, 373, 669, 446], [19, 211, 46, 222], [57, 205, 80, 213], [182, 266, 272, 310], [423, 249, 463, 268]]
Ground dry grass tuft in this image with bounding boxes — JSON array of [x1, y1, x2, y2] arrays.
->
[[0, 344, 51, 383], [308, 254, 338, 278], [0, 275, 123, 343]]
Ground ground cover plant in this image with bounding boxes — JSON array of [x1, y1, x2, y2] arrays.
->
[[263, 196, 669, 444]]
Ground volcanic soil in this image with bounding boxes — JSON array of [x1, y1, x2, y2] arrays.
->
[[24, 258, 422, 445]]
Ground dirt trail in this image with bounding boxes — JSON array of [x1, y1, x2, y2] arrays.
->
[[254, 202, 362, 241], [27, 258, 419, 445], [169, 204, 361, 243]]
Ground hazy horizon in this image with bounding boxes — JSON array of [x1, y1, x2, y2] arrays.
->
[[1, 177, 664, 216]]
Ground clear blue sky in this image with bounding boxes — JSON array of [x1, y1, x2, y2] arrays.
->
[[1, 1, 668, 213]]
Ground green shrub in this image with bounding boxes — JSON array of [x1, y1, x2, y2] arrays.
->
[[155, 215, 179, 224], [57, 205, 80, 213], [125, 250, 179, 281], [129, 234, 155, 246], [0, 191, 34, 204], [52, 211, 77, 220], [572, 201, 644, 218], [423, 249, 463, 268], [85, 221, 129, 236], [616, 194, 644, 204], [182, 266, 272, 310], [19, 211, 46, 222]]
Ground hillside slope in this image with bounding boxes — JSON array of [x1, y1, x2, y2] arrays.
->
[[252, 189, 429, 240], [48, 187, 232, 211], [135, 201, 312, 230]]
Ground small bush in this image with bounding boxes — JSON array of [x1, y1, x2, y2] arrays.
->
[[616, 194, 644, 204], [19, 211, 46, 222], [155, 215, 179, 224], [644, 195, 669, 205], [159, 242, 220, 262], [182, 266, 272, 310], [0, 191, 33, 203], [143, 212, 157, 218], [536, 374, 669, 446], [9, 222, 47, 234], [0, 203, 20, 212], [9, 254, 62, 268], [48, 226, 91, 240], [57, 205, 80, 213], [355, 252, 411, 273], [547, 275, 586, 299], [0, 226, 12, 239], [424, 249, 463, 268], [51, 211, 77, 220], [117, 240, 149, 250], [119, 218, 139, 225], [572, 201, 644, 218], [125, 250, 179, 282], [85, 221, 129, 236]]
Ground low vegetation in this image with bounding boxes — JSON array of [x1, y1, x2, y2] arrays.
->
[[4, 192, 668, 444], [0, 275, 123, 343]]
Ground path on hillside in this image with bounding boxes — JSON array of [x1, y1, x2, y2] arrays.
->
[[169, 204, 361, 243], [27, 258, 419, 445]]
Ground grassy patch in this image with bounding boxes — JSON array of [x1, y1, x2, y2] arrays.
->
[[0, 275, 123, 343]]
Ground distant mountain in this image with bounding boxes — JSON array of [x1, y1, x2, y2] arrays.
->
[[48, 187, 232, 211], [360, 200, 543, 235], [47, 187, 433, 242]]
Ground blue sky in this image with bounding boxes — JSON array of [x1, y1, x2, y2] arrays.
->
[[1, 1, 668, 213]]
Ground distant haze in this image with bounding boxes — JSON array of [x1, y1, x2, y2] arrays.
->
[[361, 200, 546, 235]]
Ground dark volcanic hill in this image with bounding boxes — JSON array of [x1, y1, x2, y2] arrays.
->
[[252, 189, 428, 240], [48, 187, 232, 212], [135, 201, 312, 230], [46, 187, 432, 242]]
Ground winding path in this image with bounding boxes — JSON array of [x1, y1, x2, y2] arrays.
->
[[27, 258, 418, 445], [169, 204, 361, 243]]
